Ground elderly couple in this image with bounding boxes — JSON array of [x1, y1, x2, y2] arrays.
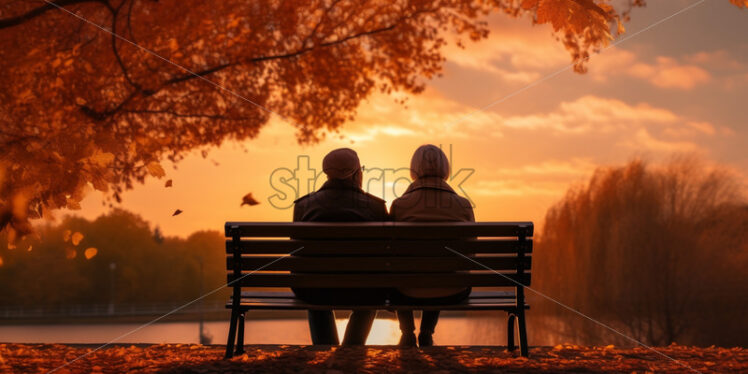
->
[[291, 144, 474, 347]]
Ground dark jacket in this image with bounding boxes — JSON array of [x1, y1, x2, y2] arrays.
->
[[291, 178, 388, 305], [294, 178, 388, 222]]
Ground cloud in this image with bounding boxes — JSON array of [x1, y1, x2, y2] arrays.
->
[[342, 91, 504, 142], [630, 129, 700, 153], [498, 95, 679, 133], [345, 125, 416, 143], [471, 180, 563, 197], [441, 16, 568, 82], [589, 50, 712, 89], [491, 158, 597, 178], [629, 57, 711, 90], [686, 50, 745, 71]]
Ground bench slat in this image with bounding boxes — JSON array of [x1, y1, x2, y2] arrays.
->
[[226, 239, 532, 255], [238, 290, 517, 299], [226, 295, 528, 311], [228, 273, 530, 288], [225, 222, 533, 238], [227, 256, 531, 272]]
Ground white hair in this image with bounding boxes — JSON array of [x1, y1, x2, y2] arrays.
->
[[410, 144, 449, 180]]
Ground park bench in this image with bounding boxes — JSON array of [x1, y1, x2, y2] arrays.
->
[[224, 221, 533, 358]]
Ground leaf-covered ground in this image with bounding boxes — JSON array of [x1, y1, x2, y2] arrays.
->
[[0, 343, 745, 373]]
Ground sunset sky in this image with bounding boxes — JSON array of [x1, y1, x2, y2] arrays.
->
[[67, 0, 748, 237]]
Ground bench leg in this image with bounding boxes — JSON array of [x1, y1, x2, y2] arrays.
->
[[225, 307, 239, 359], [507, 313, 516, 351], [235, 312, 246, 355], [517, 310, 529, 357]]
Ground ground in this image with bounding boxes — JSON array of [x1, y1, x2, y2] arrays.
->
[[0, 343, 745, 373]]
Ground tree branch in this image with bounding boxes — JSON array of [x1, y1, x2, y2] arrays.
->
[[0, 0, 104, 29]]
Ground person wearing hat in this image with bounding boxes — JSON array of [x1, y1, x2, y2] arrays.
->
[[389, 144, 475, 347], [292, 148, 388, 345]]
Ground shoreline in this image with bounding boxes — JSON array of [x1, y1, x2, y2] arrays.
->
[[0, 310, 475, 325]]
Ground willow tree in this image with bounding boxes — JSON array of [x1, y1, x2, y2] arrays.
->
[[1, 0, 743, 238], [535, 157, 748, 346]]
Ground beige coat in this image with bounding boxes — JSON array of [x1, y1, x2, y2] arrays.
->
[[390, 177, 475, 298]]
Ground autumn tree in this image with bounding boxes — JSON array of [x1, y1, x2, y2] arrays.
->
[[534, 156, 748, 346], [0, 0, 743, 238]]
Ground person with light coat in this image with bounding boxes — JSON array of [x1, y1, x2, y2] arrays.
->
[[389, 144, 475, 347]]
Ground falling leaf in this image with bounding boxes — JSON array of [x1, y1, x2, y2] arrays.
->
[[0, 256, 3, 267], [75, 97, 87, 105], [241, 192, 260, 206], [7, 242, 16, 250], [165, 179, 173, 188], [27, 245, 32, 252], [146, 161, 166, 178], [71, 232, 84, 246], [172, 209, 183, 216], [84, 247, 98, 259], [63, 229, 72, 242], [65, 248, 77, 259]]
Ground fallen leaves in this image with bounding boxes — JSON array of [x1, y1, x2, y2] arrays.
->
[[71, 232, 84, 246], [64, 248, 76, 259], [0, 344, 744, 374], [241, 192, 260, 206], [84, 247, 98, 260], [63, 231, 85, 246]]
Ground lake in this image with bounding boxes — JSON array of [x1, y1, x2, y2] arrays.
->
[[0, 314, 523, 346]]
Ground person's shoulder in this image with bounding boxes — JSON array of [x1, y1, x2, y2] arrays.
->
[[293, 192, 315, 205], [453, 194, 474, 211], [362, 191, 385, 204]]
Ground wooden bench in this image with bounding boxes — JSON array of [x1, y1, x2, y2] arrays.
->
[[224, 221, 533, 358]]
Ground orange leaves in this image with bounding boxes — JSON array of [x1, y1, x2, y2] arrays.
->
[[730, 0, 748, 8], [147, 162, 166, 178], [63, 230, 84, 246], [84, 247, 98, 259], [65, 248, 77, 259], [1, 344, 746, 373], [71, 232, 84, 246], [88, 151, 115, 167], [241, 192, 260, 206]]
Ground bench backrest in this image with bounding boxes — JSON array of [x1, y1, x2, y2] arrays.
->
[[225, 222, 533, 290]]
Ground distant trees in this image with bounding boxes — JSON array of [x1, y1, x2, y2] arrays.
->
[[535, 157, 748, 347], [0, 209, 227, 307]]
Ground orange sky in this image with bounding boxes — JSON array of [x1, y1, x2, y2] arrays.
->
[[65, 0, 748, 237]]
